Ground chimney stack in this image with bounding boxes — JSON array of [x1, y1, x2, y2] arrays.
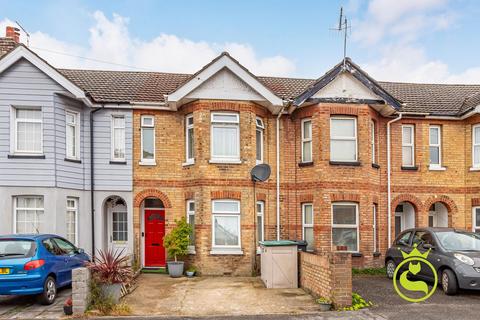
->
[[6, 26, 20, 43]]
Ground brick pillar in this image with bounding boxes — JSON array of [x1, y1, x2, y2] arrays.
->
[[72, 267, 91, 315], [331, 252, 352, 307]]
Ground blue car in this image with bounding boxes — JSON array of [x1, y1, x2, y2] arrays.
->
[[0, 234, 90, 304]]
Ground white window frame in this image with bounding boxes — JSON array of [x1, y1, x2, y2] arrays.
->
[[210, 112, 240, 163], [301, 118, 312, 163], [186, 200, 195, 253], [302, 203, 314, 251], [11, 107, 43, 154], [473, 207, 480, 233], [373, 203, 378, 253], [371, 120, 376, 164], [330, 117, 358, 162], [211, 199, 242, 254], [256, 200, 265, 245], [472, 124, 480, 169], [331, 202, 359, 253], [256, 117, 264, 164], [140, 115, 155, 165], [402, 124, 415, 167], [185, 114, 195, 164], [429, 125, 443, 170], [65, 110, 80, 160], [66, 197, 79, 245], [112, 211, 128, 243], [111, 115, 126, 162], [13, 196, 44, 234]]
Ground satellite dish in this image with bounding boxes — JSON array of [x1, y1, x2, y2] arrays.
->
[[251, 164, 271, 182]]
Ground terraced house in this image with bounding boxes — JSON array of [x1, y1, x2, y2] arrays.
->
[[1, 27, 480, 275]]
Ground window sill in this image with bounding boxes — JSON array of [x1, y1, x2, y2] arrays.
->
[[182, 161, 195, 167], [139, 161, 156, 166], [330, 161, 361, 167], [65, 158, 81, 163], [298, 161, 314, 167], [351, 252, 363, 257], [8, 154, 45, 159], [371, 163, 380, 169], [401, 166, 418, 171], [429, 165, 446, 171], [210, 249, 244, 255], [209, 159, 242, 164], [470, 167, 480, 172], [110, 160, 127, 165]]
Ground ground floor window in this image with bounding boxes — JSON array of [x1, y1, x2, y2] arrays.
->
[[15, 196, 44, 233], [256, 201, 264, 246], [112, 211, 128, 242], [332, 202, 359, 252], [302, 203, 314, 251], [212, 200, 241, 249], [187, 200, 195, 247], [474, 207, 480, 233], [66, 197, 78, 245]]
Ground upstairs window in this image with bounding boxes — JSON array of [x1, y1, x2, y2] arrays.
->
[[256, 117, 264, 164], [185, 114, 194, 164], [66, 111, 80, 160], [473, 125, 480, 168], [13, 108, 42, 154], [402, 125, 415, 167], [211, 113, 240, 162], [371, 120, 376, 164], [302, 203, 314, 251], [301, 118, 312, 163], [111, 116, 125, 161], [141, 116, 155, 164], [330, 117, 357, 162], [429, 125, 442, 168]]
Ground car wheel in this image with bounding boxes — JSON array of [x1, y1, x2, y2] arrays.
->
[[441, 269, 458, 296], [39, 276, 57, 305], [386, 259, 396, 279]]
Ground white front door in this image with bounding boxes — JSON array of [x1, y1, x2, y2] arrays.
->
[[107, 203, 128, 253]]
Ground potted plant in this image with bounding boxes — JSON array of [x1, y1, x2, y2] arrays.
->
[[163, 217, 191, 278], [63, 297, 73, 315], [186, 265, 197, 278], [86, 248, 133, 304], [316, 297, 332, 311]]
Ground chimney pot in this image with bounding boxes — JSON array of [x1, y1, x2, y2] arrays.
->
[[6, 26, 20, 43]]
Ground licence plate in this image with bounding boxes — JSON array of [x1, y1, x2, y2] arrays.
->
[[0, 268, 10, 274]]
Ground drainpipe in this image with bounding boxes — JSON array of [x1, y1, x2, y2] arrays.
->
[[276, 102, 289, 241], [387, 112, 403, 247], [90, 106, 103, 257]]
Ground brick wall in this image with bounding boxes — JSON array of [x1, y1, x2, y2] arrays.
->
[[299, 251, 352, 307]]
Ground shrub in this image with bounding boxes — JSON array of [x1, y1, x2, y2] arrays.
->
[[163, 217, 192, 262], [339, 292, 373, 311], [86, 248, 133, 284], [352, 267, 386, 276]]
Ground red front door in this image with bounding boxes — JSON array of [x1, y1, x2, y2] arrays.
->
[[144, 209, 166, 267]]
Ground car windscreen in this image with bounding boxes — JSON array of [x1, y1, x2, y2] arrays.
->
[[435, 231, 480, 251], [0, 239, 36, 259]]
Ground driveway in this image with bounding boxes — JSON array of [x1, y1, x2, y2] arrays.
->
[[353, 275, 480, 320], [0, 288, 70, 319]]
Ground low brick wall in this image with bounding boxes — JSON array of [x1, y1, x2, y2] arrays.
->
[[299, 251, 352, 307], [72, 267, 91, 315]]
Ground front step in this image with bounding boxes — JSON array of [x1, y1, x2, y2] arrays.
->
[[141, 267, 167, 274]]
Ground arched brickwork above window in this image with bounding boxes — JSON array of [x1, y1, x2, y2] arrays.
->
[[211, 190, 242, 200], [134, 189, 172, 208], [391, 194, 422, 212], [423, 195, 458, 215], [330, 193, 360, 203]]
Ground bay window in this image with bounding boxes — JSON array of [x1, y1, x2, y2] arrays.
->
[[185, 114, 194, 164], [256, 117, 264, 164], [332, 202, 359, 252], [330, 117, 357, 162], [301, 118, 312, 163], [211, 200, 241, 253], [429, 125, 442, 168], [302, 203, 314, 251], [111, 116, 125, 161], [402, 125, 415, 167], [210, 113, 240, 162], [473, 125, 480, 168], [141, 115, 155, 164], [13, 108, 42, 154], [14, 196, 44, 233], [66, 111, 79, 159]]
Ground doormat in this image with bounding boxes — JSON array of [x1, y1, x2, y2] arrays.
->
[[141, 267, 167, 274]]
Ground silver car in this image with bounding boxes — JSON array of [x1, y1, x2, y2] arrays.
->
[[385, 227, 480, 295]]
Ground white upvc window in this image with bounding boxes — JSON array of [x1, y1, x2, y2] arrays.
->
[[256, 117, 264, 164], [185, 114, 194, 164], [211, 200, 242, 254], [301, 118, 312, 163], [256, 201, 264, 246], [14, 196, 44, 234], [330, 117, 357, 162], [140, 115, 155, 164], [332, 202, 359, 252], [66, 197, 78, 245], [65, 111, 80, 160], [473, 125, 480, 169], [302, 203, 314, 251], [13, 108, 43, 154], [210, 113, 240, 163], [186, 200, 195, 251], [402, 125, 415, 167], [429, 125, 442, 169], [112, 211, 128, 242], [111, 115, 126, 161], [473, 207, 480, 233], [371, 120, 376, 164], [373, 203, 378, 253]]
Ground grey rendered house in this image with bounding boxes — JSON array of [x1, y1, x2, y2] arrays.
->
[[0, 35, 133, 256]]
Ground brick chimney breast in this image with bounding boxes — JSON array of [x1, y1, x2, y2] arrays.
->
[[6, 26, 20, 43], [0, 26, 20, 58]]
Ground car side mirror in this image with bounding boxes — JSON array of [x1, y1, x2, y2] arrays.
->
[[77, 248, 85, 254], [423, 243, 435, 250]]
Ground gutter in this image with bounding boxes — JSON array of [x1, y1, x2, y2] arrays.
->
[[387, 112, 403, 247], [275, 102, 289, 241], [89, 106, 103, 257]]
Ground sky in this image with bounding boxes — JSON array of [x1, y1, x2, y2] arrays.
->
[[1, 0, 480, 83]]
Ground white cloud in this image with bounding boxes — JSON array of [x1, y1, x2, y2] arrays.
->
[[0, 11, 295, 77]]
